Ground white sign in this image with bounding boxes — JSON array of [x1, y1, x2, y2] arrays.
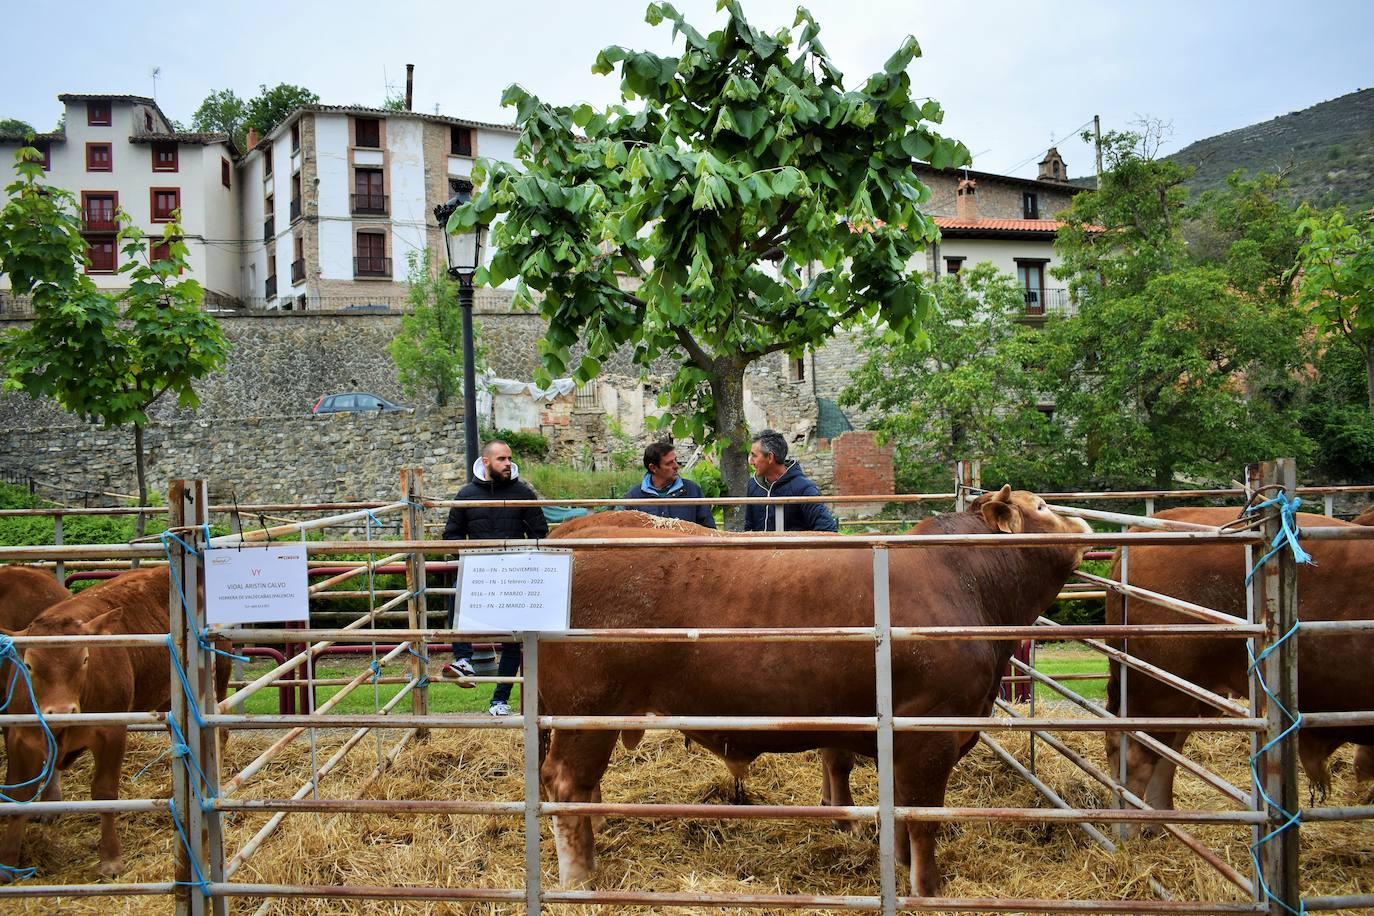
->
[[457, 551, 572, 633], [205, 544, 310, 625]]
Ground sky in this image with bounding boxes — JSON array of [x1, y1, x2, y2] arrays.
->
[[2, 0, 1371, 180]]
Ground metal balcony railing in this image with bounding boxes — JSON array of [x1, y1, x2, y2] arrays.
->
[[263, 217, 274, 242], [291, 259, 305, 283], [289, 198, 301, 222], [82, 208, 118, 232], [354, 256, 391, 277], [350, 193, 388, 215], [265, 276, 277, 299], [1023, 288, 1072, 317]]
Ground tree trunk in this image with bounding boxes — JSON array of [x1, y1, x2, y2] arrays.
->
[[1153, 459, 1173, 491], [1364, 344, 1374, 424], [133, 423, 147, 567], [710, 359, 751, 530]]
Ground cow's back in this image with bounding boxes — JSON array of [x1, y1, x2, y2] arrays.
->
[[0, 566, 69, 632], [1109, 507, 1374, 736]]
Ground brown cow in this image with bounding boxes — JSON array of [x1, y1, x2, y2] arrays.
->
[[1, 567, 70, 698], [0, 567, 229, 880], [540, 487, 1091, 895], [1106, 507, 1374, 820]]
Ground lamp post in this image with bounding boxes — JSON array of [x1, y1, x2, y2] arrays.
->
[[434, 195, 486, 480]]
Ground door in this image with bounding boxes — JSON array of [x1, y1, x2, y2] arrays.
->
[[1017, 261, 1046, 315]]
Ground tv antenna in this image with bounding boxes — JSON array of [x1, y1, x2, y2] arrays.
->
[[151, 66, 161, 101]]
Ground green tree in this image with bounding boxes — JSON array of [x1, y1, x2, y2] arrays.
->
[[1296, 336, 1374, 480], [245, 83, 320, 138], [1296, 209, 1374, 420], [841, 264, 1065, 491], [447, 1, 967, 506], [191, 88, 248, 146], [389, 250, 485, 407], [0, 118, 35, 135], [0, 145, 228, 537], [1040, 131, 1309, 489]]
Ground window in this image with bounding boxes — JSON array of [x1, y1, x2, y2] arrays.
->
[[1022, 192, 1039, 220], [790, 356, 806, 382], [1016, 259, 1048, 315], [451, 126, 473, 156], [944, 256, 965, 277], [263, 142, 273, 177], [264, 193, 275, 217], [149, 239, 182, 275], [151, 187, 180, 222], [34, 141, 50, 171], [222, 157, 231, 189], [81, 192, 118, 232], [152, 141, 178, 172], [86, 142, 112, 172], [144, 111, 154, 132], [290, 120, 301, 152], [1035, 405, 1055, 423], [354, 117, 380, 149], [290, 174, 302, 221], [87, 100, 111, 126], [86, 237, 116, 273], [353, 168, 385, 213], [449, 177, 473, 203], [291, 234, 305, 283], [356, 232, 388, 276]]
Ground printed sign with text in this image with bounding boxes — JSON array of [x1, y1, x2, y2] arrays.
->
[[205, 544, 310, 625], [457, 551, 572, 633]]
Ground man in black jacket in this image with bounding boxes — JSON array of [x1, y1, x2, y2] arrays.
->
[[621, 442, 716, 528], [439, 439, 548, 715], [743, 429, 838, 533]]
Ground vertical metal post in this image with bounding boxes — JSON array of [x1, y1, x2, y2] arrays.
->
[[1251, 459, 1301, 915], [1115, 525, 1129, 841], [400, 468, 430, 733], [522, 631, 542, 915], [1323, 494, 1334, 518], [53, 513, 64, 589], [458, 278, 480, 479], [954, 460, 978, 513], [872, 546, 897, 916], [1144, 497, 1155, 518]]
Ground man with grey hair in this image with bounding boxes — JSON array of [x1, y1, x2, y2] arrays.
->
[[744, 428, 838, 532]]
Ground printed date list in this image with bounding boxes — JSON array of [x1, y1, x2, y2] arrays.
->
[[457, 552, 572, 632]]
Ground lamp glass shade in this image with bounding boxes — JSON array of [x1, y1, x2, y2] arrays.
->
[[445, 227, 481, 274]]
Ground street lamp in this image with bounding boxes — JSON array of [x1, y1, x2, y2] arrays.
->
[[434, 194, 486, 480]]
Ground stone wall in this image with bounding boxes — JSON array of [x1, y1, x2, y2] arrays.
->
[[0, 408, 474, 504]]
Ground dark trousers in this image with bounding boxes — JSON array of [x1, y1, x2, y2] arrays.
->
[[449, 592, 520, 704]]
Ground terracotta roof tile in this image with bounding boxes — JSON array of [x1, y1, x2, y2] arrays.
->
[[934, 217, 1065, 232]]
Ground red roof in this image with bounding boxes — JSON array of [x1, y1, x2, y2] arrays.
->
[[934, 217, 1065, 233]]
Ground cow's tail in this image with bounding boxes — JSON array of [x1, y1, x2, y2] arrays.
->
[[620, 729, 644, 751]]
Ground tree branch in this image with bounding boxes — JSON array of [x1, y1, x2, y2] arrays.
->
[[751, 200, 802, 255], [675, 325, 714, 370]]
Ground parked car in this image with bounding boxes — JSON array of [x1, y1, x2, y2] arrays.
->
[[311, 392, 409, 415]]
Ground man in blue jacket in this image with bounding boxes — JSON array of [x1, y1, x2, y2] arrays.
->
[[622, 442, 716, 528], [743, 429, 839, 532]]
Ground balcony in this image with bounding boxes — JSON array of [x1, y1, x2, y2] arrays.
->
[[354, 256, 391, 278], [289, 198, 301, 222], [82, 208, 118, 232], [350, 192, 389, 216], [1022, 288, 1073, 318], [291, 258, 305, 283], [263, 217, 274, 242], [265, 276, 277, 299]]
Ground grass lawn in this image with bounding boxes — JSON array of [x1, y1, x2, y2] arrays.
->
[[230, 658, 520, 716], [1030, 643, 1109, 703]]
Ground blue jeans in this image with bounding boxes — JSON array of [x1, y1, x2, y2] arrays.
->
[[448, 592, 520, 705]]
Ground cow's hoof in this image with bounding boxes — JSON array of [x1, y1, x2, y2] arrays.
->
[[98, 858, 124, 879]]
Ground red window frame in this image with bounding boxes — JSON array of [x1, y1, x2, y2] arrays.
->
[[80, 191, 119, 232], [85, 237, 117, 274], [86, 142, 113, 172], [149, 238, 183, 274], [354, 118, 380, 149], [152, 141, 178, 172], [87, 100, 112, 126], [150, 187, 180, 223], [263, 142, 273, 177], [35, 141, 51, 171], [451, 126, 473, 157], [222, 157, 232, 189]]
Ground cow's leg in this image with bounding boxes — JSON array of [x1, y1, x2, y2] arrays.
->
[[1355, 745, 1374, 784], [894, 732, 959, 897], [1140, 731, 1190, 837], [31, 772, 64, 824], [0, 731, 45, 881], [819, 748, 862, 834], [90, 728, 127, 878], [1298, 731, 1343, 805], [541, 729, 617, 887]]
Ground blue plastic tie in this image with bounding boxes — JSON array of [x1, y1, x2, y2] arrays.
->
[[198, 628, 252, 664], [0, 635, 58, 805], [0, 862, 37, 882], [369, 660, 383, 684], [414, 675, 431, 690], [1245, 493, 1315, 585], [167, 796, 211, 895]]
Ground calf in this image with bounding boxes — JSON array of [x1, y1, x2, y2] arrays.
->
[[0, 568, 228, 880]]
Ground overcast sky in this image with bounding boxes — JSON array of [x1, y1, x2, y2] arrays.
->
[[3, 0, 1370, 180]]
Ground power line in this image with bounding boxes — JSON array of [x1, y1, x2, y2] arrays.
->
[[997, 118, 1095, 177]]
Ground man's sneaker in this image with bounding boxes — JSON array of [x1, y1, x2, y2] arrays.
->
[[439, 658, 477, 687], [488, 700, 513, 716]]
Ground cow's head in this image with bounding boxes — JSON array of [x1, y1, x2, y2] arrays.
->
[[1, 611, 116, 717], [970, 485, 1093, 560]]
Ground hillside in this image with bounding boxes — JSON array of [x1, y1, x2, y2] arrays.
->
[[1167, 89, 1374, 211]]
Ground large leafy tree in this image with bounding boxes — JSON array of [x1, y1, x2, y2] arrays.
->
[[842, 264, 1065, 491], [1296, 209, 1374, 420], [389, 250, 486, 407], [447, 0, 968, 503], [0, 146, 228, 536], [1038, 132, 1309, 489], [0, 118, 35, 136], [190, 88, 249, 146], [190, 84, 319, 148]]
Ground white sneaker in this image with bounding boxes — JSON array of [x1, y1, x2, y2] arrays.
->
[[488, 700, 513, 716], [439, 658, 477, 687]]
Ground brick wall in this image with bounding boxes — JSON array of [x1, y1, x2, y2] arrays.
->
[[830, 430, 894, 514]]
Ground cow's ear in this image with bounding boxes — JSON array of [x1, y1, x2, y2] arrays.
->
[[80, 609, 121, 635], [980, 498, 1023, 534]]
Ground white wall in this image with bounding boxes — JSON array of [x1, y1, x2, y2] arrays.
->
[[315, 115, 351, 282], [937, 237, 1062, 284], [385, 117, 428, 281]]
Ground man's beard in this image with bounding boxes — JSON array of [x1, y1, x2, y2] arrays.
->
[[492, 466, 512, 482]]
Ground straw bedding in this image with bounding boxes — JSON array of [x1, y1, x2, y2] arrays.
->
[[6, 708, 1371, 915]]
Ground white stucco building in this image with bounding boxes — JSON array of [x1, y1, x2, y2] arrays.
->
[[0, 94, 241, 307]]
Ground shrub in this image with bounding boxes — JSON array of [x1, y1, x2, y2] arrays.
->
[[481, 427, 551, 460], [685, 460, 723, 498]]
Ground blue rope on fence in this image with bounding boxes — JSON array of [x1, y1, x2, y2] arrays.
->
[[0, 635, 58, 805], [1244, 492, 1315, 585], [369, 660, 383, 684], [167, 796, 211, 896]]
